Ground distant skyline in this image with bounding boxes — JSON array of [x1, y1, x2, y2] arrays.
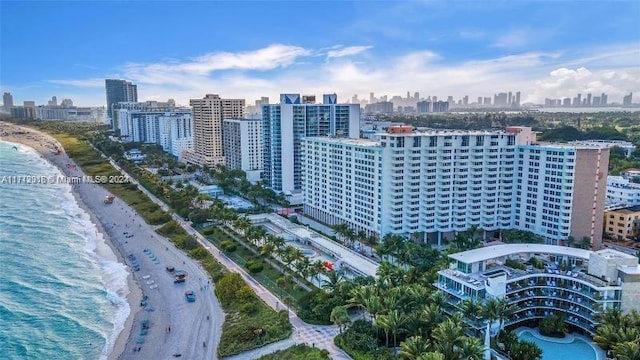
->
[[1, 1, 639, 107]]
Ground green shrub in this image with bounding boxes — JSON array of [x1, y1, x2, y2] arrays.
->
[[220, 240, 237, 252], [239, 302, 258, 315], [246, 260, 264, 273], [202, 227, 215, 235]]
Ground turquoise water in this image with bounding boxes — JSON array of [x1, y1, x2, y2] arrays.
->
[[0, 141, 130, 360], [519, 331, 597, 360]]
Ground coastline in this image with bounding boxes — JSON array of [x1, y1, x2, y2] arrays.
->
[[0, 121, 224, 360], [0, 123, 141, 360]]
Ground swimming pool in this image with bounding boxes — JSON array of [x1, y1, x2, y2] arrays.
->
[[518, 330, 599, 360]]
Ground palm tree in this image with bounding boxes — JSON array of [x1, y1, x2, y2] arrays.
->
[[233, 216, 251, 236], [309, 259, 326, 287], [400, 336, 431, 360], [321, 269, 345, 293], [388, 309, 409, 348], [495, 297, 516, 333], [456, 336, 484, 360], [295, 255, 311, 279], [376, 314, 392, 348], [364, 294, 383, 322], [460, 298, 483, 327], [349, 285, 374, 320], [482, 298, 501, 336], [420, 303, 444, 338], [333, 223, 350, 243], [613, 341, 640, 360], [429, 291, 448, 309], [432, 319, 465, 360], [330, 305, 351, 334]]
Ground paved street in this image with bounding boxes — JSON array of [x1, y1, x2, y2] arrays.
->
[[110, 159, 352, 359]]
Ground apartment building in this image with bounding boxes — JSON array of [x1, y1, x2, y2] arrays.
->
[[105, 79, 137, 126], [117, 107, 193, 158], [603, 205, 640, 241], [606, 176, 640, 209], [262, 93, 359, 204], [222, 118, 263, 183], [302, 126, 609, 248], [186, 94, 245, 167], [435, 244, 640, 334]]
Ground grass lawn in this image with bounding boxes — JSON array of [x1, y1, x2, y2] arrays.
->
[[52, 134, 170, 225], [258, 344, 330, 360]]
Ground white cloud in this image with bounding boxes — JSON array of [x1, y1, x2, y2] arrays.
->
[[326, 46, 373, 58], [43, 42, 640, 106], [123, 44, 311, 85], [47, 78, 105, 88]]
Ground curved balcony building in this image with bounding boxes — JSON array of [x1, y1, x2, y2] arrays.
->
[[436, 244, 640, 334]]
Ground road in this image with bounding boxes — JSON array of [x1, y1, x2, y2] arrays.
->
[[109, 159, 351, 359]]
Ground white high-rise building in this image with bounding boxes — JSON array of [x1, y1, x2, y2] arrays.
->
[[117, 107, 193, 158], [262, 93, 360, 204], [222, 118, 263, 183], [302, 126, 609, 248]]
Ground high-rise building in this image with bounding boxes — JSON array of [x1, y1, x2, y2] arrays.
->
[[302, 126, 608, 248], [185, 94, 244, 167], [3, 92, 13, 111], [262, 93, 359, 204], [222, 118, 263, 183], [508, 91, 513, 104], [365, 102, 394, 114], [47, 96, 57, 106], [587, 93, 592, 107], [414, 92, 420, 100], [483, 97, 491, 105], [563, 98, 572, 107], [477, 97, 483, 105], [105, 79, 138, 127], [601, 93, 608, 106], [447, 96, 454, 104], [463, 95, 469, 105], [623, 93, 633, 106], [515, 91, 521, 106], [117, 105, 193, 158], [432, 101, 449, 113]]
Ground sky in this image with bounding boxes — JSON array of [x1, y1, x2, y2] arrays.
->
[[1, 1, 639, 107]]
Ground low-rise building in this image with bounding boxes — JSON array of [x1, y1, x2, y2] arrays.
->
[[436, 244, 640, 334], [606, 176, 640, 209], [603, 205, 640, 241]]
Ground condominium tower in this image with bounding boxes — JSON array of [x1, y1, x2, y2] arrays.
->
[[105, 79, 138, 127], [222, 118, 263, 183], [262, 93, 360, 204], [302, 126, 609, 248], [436, 244, 640, 335], [186, 94, 245, 167]]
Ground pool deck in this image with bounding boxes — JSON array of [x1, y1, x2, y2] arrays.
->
[[516, 327, 605, 360], [248, 213, 379, 278]]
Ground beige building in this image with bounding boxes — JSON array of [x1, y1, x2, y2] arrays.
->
[[186, 94, 244, 167], [604, 205, 640, 241]]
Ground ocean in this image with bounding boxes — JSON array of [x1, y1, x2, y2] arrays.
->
[[0, 141, 130, 360]]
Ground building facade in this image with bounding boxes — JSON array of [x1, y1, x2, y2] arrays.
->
[[222, 118, 263, 183], [262, 93, 360, 204], [606, 176, 640, 209], [436, 244, 640, 334], [603, 206, 640, 241], [117, 107, 193, 158], [3, 92, 14, 112], [186, 94, 245, 167], [105, 79, 138, 127], [302, 126, 609, 248]]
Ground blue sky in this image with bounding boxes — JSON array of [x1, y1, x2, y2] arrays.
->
[[1, 1, 639, 106]]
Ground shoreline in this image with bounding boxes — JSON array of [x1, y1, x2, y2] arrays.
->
[[0, 126, 140, 360], [0, 121, 224, 360]]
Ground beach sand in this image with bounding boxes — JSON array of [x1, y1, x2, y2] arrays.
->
[[0, 122, 224, 360]]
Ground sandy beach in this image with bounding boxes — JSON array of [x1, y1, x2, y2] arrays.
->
[[0, 122, 225, 360]]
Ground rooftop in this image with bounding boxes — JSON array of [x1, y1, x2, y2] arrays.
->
[[303, 136, 381, 147], [449, 244, 593, 264], [606, 205, 640, 214]]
